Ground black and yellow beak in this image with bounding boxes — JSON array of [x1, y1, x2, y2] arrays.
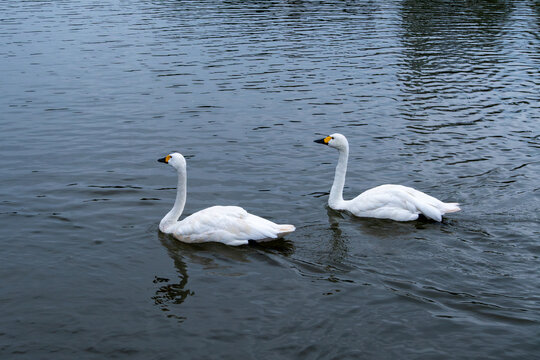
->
[[314, 136, 332, 145], [157, 155, 171, 163]]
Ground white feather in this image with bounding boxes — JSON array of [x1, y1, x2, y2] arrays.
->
[[158, 153, 295, 246], [315, 133, 461, 222]]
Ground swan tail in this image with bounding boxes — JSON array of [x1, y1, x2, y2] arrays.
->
[[442, 203, 461, 213], [276, 224, 295, 237], [415, 201, 460, 221]]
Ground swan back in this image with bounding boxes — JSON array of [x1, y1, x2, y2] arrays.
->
[[168, 206, 295, 245], [348, 184, 460, 222]]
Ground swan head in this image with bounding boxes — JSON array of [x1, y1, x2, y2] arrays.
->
[[314, 133, 348, 151], [157, 152, 186, 171]]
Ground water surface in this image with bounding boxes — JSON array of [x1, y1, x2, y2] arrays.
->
[[1, 0, 539, 358]]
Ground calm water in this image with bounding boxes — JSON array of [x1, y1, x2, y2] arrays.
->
[[1, 0, 539, 358]]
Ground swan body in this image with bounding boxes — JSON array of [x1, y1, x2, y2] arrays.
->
[[157, 152, 295, 246], [314, 133, 460, 222]]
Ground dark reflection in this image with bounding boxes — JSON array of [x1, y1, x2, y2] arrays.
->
[[400, 0, 515, 36], [326, 205, 436, 239], [325, 206, 350, 263], [158, 228, 295, 262], [399, 0, 514, 57], [399, 0, 514, 88], [398, 0, 515, 123], [153, 232, 194, 321], [248, 238, 296, 257], [153, 231, 295, 320]]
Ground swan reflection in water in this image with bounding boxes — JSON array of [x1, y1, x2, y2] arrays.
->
[[152, 232, 194, 321], [326, 202, 444, 238], [323, 204, 446, 266], [153, 232, 295, 321], [325, 206, 350, 265]]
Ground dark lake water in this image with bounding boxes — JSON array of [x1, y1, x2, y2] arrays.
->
[[1, 0, 539, 358]]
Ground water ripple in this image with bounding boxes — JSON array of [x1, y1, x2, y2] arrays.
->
[[1, 0, 539, 358]]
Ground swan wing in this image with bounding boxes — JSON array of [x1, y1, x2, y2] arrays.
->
[[170, 206, 294, 245], [347, 184, 458, 222], [347, 186, 420, 221]]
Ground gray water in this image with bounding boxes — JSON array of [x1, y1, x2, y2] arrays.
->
[[1, 0, 539, 358]]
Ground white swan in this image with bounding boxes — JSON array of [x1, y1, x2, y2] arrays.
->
[[314, 133, 461, 222], [157, 152, 295, 246]]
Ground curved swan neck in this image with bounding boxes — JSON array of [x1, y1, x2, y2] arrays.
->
[[329, 146, 348, 209], [160, 166, 187, 231]]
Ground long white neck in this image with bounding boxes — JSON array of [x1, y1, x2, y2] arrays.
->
[[159, 166, 187, 232], [329, 145, 349, 210]]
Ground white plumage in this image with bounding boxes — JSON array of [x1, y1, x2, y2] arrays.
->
[[314, 133, 460, 222], [157, 152, 295, 246]]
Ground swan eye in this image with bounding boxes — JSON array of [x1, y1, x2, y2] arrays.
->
[[324, 136, 332, 144], [165, 155, 171, 163]]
